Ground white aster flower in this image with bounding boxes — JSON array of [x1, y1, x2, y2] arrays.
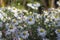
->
[[10, 7, 18, 13], [17, 16, 23, 23], [27, 2, 40, 10], [12, 19, 19, 25], [9, 27, 17, 33], [55, 29, 60, 37], [37, 27, 46, 37], [25, 16, 35, 25], [20, 31, 29, 39], [27, 3, 32, 7], [8, 24, 17, 33]]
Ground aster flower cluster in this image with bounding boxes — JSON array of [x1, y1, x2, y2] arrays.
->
[[0, 1, 60, 40]]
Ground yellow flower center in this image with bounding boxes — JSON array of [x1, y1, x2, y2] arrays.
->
[[13, 8, 16, 10], [57, 29, 60, 32], [13, 19, 16, 23], [18, 32, 20, 35], [40, 29, 44, 32], [29, 18, 32, 21], [23, 32, 26, 35], [55, 16, 58, 18], [20, 38, 23, 40], [9, 25, 13, 29]]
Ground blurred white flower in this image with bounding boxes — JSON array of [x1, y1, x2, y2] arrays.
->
[[54, 14, 60, 26], [5, 30, 11, 36], [9, 27, 17, 33], [0, 13, 3, 19], [14, 13, 18, 17], [17, 26, 24, 30], [57, 1, 60, 6], [0, 31, 2, 38], [33, 12, 41, 19], [17, 17, 23, 23], [35, 3, 40, 7], [27, 2, 40, 10], [18, 3, 20, 5], [23, 16, 27, 21], [56, 8, 60, 13], [22, 9, 28, 13], [25, 16, 35, 25], [0, 8, 3, 11], [44, 18, 49, 23], [49, 16, 55, 20], [36, 14, 41, 18], [7, 6, 11, 10], [18, 37, 23, 40], [16, 13, 24, 22], [37, 27, 46, 37], [20, 31, 29, 39], [1, 17, 6, 22], [10, 7, 18, 13], [5, 23, 10, 29], [55, 29, 60, 37], [0, 10, 7, 17], [27, 3, 33, 8], [0, 9, 7, 21], [6, 17, 11, 20], [43, 11, 48, 16], [31, 6, 38, 10], [8, 24, 17, 33], [48, 8, 55, 11], [55, 17, 60, 21], [12, 19, 19, 25]]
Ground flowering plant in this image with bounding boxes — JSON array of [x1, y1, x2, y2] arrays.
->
[[0, 0, 60, 40]]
